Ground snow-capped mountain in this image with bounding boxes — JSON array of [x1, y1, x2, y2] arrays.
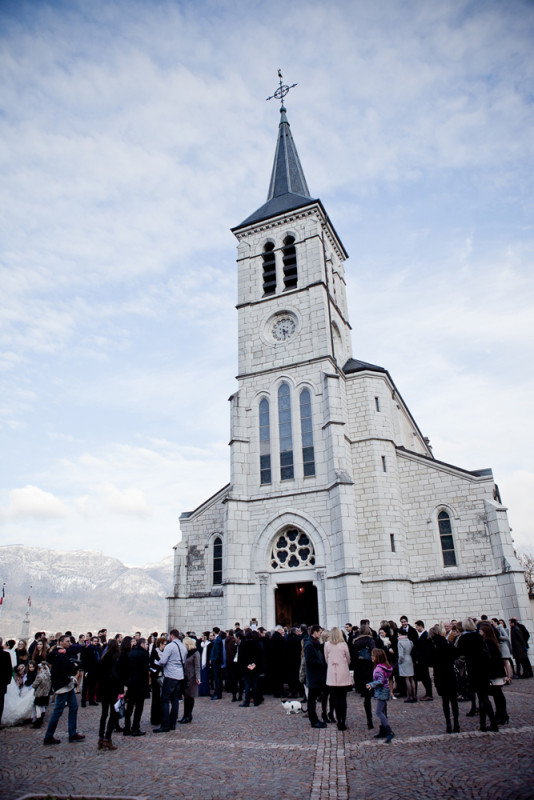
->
[[0, 545, 173, 638]]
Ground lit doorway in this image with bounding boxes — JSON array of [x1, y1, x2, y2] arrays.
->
[[274, 581, 319, 628]]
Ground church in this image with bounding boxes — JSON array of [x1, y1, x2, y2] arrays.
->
[[167, 90, 530, 633]]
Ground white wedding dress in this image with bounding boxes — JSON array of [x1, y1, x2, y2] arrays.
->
[[1, 680, 35, 726]]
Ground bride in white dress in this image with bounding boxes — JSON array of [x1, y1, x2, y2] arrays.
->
[[2, 664, 35, 726]]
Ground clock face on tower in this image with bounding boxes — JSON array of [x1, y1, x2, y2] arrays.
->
[[272, 316, 296, 342]]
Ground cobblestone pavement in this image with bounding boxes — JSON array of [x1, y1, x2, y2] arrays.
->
[[1, 680, 533, 800]]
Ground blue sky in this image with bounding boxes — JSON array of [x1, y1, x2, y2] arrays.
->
[[1, 0, 533, 566]]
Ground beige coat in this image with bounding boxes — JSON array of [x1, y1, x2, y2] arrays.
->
[[324, 641, 352, 688]]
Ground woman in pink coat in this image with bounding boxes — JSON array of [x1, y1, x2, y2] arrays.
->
[[324, 627, 352, 731]]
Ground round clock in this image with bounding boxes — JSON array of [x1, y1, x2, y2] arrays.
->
[[272, 316, 296, 341]]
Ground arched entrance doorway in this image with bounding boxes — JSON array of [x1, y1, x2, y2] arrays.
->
[[275, 581, 319, 627]]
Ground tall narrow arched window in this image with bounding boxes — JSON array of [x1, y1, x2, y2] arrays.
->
[[300, 389, 315, 477], [259, 398, 271, 485], [262, 241, 276, 295], [438, 511, 457, 567], [213, 536, 223, 585], [282, 235, 298, 290], [278, 382, 294, 480]]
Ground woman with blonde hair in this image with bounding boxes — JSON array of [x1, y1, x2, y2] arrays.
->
[[324, 626, 352, 731]]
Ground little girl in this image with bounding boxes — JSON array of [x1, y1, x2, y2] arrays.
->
[[366, 648, 394, 743], [31, 661, 52, 728]]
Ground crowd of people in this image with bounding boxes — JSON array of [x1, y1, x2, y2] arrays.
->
[[0, 612, 531, 748]]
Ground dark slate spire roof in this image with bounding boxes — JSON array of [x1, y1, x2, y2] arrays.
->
[[233, 105, 318, 230]]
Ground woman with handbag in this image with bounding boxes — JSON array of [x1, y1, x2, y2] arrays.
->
[[479, 622, 510, 725], [149, 637, 166, 726], [178, 637, 201, 724]]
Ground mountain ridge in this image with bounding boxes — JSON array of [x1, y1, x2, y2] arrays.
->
[[0, 545, 173, 637]]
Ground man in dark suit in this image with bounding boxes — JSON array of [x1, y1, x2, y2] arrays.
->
[[210, 629, 225, 700], [414, 620, 433, 700], [123, 638, 149, 736], [0, 637, 13, 727], [399, 615, 419, 644], [303, 625, 327, 729]]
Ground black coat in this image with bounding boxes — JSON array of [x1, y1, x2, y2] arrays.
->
[[303, 635, 326, 689], [429, 635, 457, 697], [238, 638, 261, 676], [81, 643, 100, 672], [413, 630, 432, 675], [125, 646, 149, 696], [48, 647, 78, 692], [268, 631, 287, 681], [455, 631, 490, 691], [0, 650, 13, 693], [97, 653, 122, 702], [352, 635, 375, 691]]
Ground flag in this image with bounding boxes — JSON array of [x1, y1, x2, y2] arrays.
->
[[28, 595, 31, 608], [0, 585, 4, 605]]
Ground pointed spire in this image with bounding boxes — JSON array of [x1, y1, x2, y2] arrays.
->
[[233, 104, 317, 230], [266, 105, 311, 200]]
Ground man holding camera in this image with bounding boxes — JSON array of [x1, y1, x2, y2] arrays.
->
[[43, 634, 85, 745]]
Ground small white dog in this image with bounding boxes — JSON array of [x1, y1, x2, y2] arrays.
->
[[282, 700, 302, 715]]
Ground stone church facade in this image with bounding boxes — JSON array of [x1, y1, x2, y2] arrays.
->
[[167, 104, 530, 633]]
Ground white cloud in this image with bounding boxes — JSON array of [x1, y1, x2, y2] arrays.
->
[[0, 486, 69, 522], [95, 483, 152, 517]]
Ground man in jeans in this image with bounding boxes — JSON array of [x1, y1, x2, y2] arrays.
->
[[43, 635, 85, 745], [153, 629, 187, 733]]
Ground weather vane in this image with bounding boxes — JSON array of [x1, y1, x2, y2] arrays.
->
[[266, 69, 297, 106]]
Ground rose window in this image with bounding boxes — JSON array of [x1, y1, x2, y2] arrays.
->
[[271, 529, 315, 569]]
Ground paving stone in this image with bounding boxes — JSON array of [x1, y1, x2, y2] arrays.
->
[[1, 680, 533, 800]]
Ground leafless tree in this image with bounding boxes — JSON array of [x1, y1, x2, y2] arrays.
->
[[518, 551, 534, 596]]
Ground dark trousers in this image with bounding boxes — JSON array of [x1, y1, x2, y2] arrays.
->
[[489, 685, 507, 721], [150, 677, 161, 725], [182, 696, 195, 718], [212, 663, 223, 698], [441, 693, 459, 726], [477, 688, 497, 729], [243, 673, 258, 705], [516, 657, 533, 678], [99, 699, 119, 738], [124, 690, 145, 733], [160, 677, 180, 730], [363, 689, 373, 724], [226, 662, 240, 699], [82, 671, 98, 704], [307, 687, 324, 726], [329, 687, 348, 725], [416, 665, 433, 697]]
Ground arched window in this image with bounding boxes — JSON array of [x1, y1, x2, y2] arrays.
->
[[299, 389, 315, 477], [259, 398, 271, 485], [278, 382, 294, 480], [213, 536, 223, 585], [438, 511, 457, 567], [262, 241, 276, 295], [282, 235, 298, 290], [271, 528, 315, 570]]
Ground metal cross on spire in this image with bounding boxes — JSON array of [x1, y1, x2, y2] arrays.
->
[[266, 69, 297, 107]]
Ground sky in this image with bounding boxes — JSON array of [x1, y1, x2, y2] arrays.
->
[[1, 0, 533, 568]]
